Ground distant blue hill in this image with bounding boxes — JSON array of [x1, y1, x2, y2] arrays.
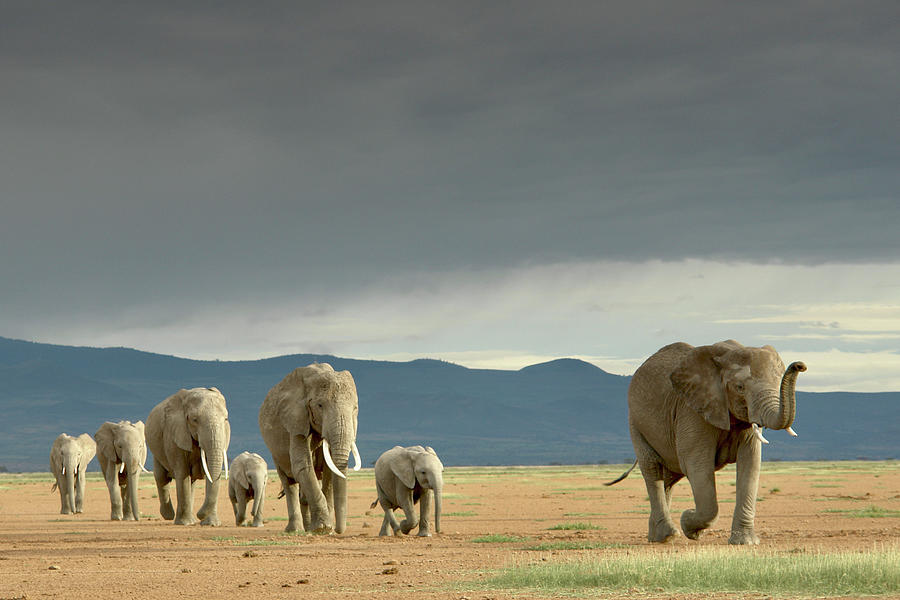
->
[[0, 336, 896, 471]]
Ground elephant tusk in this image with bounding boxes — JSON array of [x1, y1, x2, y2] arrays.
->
[[61, 466, 66, 476], [321, 439, 347, 480], [786, 426, 798, 437], [140, 463, 151, 473], [351, 442, 361, 472], [223, 448, 229, 480], [752, 423, 770, 445], [200, 449, 214, 483], [119, 462, 125, 474]]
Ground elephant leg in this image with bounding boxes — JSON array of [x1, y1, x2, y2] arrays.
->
[[730, 436, 761, 545], [680, 454, 719, 540], [197, 477, 221, 526], [56, 477, 70, 514], [153, 461, 175, 521], [74, 473, 87, 513], [104, 465, 124, 520], [250, 494, 264, 528], [397, 488, 418, 535], [417, 489, 433, 537], [231, 486, 248, 526], [120, 484, 133, 520], [290, 438, 330, 533], [173, 472, 196, 525], [277, 468, 304, 533], [322, 470, 335, 529]]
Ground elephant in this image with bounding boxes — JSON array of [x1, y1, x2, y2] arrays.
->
[[370, 445, 443, 537], [94, 420, 149, 521], [228, 451, 268, 527], [608, 340, 806, 545], [145, 387, 231, 526], [259, 363, 361, 534], [49, 433, 96, 514]]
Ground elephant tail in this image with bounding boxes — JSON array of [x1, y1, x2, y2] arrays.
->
[[369, 498, 379, 510], [50, 482, 58, 493], [277, 487, 285, 499], [605, 459, 638, 486]]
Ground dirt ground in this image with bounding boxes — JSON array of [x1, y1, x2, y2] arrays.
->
[[1, 462, 897, 599]]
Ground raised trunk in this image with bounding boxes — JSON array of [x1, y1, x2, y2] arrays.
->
[[762, 361, 806, 430]]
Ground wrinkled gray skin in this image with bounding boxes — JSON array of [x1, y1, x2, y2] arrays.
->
[[611, 340, 806, 545], [95, 420, 148, 521], [228, 451, 268, 527], [49, 433, 96, 514], [372, 445, 444, 537], [259, 363, 360, 534], [146, 387, 231, 526]]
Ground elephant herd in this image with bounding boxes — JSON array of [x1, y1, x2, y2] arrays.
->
[[49, 340, 806, 545], [50, 362, 443, 537]]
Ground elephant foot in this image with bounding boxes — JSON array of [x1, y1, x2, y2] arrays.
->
[[284, 520, 304, 534], [111, 513, 123, 521], [175, 514, 198, 526], [417, 530, 432, 537], [160, 501, 175, 521], [251, 519, 264, 528], [200, 515, 221, 526], [681, 509, 717, 541], [728, 530, 760, 545], [648, 516, 680, 543]]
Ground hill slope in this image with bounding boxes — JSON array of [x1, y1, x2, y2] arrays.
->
[[0, 336, 896, 471]]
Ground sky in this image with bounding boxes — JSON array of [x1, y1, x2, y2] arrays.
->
[[2, 2, 899, 392]]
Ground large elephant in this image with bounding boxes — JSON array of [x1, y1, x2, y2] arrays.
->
[[94, 420, 148, 521], [371, 445, 443, 537], [259, 363, 361, 534], [49, 433, 96, 514], [145, 387, 231, 526], [608, 340, 806, 545], [228, 451, 268, 527]]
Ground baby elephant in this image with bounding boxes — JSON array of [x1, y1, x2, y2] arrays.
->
[[228, 452, 268, 527], [371, 445, 443, 537]]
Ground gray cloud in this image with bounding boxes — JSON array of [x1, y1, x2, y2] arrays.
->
[[1, 1, 899, 360]]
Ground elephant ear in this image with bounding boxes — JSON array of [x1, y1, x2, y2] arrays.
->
[[78, 433, 97, 464], [94, 422, 118, 464], [132, 421, 148, 466], [670, 343, 731, 431], [165, 389, 195, 452], [390, 450, 417, 489], [234, 457, 250, 489]]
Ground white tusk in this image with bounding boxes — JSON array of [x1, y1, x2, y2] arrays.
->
[[351, 442, 361, 471], [223, 448, 229, 480], [321, 439, 347, 480], [119, 462, 125, 474], [62, 466, 66, 476], [141, 463, 151, 473], [786, 426, 798, 437], [752, 423, 770, 445], [200, 449, 214, 483]]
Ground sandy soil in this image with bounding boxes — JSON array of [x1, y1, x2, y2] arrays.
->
[[1, 462, 897, 599]]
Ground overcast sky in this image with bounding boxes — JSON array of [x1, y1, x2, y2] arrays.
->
[[2, 2, 899, 391]]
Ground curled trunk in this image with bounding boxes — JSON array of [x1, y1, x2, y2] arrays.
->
[[769, 361, 806, 430]]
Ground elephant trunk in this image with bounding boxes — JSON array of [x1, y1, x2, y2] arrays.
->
[[126, 467, 141, 520], [433, 482, 442, 534], [63, 466, 76, 513], [760, 361, 806, 430], [250, 472, 266, 522]]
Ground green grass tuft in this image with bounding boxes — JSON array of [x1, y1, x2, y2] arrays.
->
[[522, 541, 627, 551], [471, 534, 529, 543], [547, 522, 603, 531], [824, 505, 900, 518], [481, 546, 900, 597], [444, 511, 477, 517]]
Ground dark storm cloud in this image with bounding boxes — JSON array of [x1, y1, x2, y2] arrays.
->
[[1, 1, 899, 320]]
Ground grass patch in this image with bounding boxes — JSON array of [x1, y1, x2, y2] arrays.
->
[[234, 539, 295, 546], [266, 516, 288, 521], [547, 522, 603, 531], [523, 541, 627, 551], [444, 511, 477, 517], [481, 546, 900, 597], [823, 505, 900, 518], [471, 534, 529, 543]]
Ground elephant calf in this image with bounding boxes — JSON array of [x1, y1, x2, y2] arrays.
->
[[228, 451, 268, 527], [371, 445, 443, 537], [95, 420, 148, 521]]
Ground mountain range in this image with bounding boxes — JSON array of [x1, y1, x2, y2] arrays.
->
[[0, 336, 896, 472]]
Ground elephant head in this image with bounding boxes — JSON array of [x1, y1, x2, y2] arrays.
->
[[167, 387, 231, 483], [391, 445, 444, 533], [670, 339, 807, 440], [94, 420, 148, 520]]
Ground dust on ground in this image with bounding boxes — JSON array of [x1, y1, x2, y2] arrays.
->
[[1, 462, 898, 599]]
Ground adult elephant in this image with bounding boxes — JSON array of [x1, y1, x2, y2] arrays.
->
[[146, 387, 231, 526], [259, 363, 361, 534], [608, 340, 806, 545], [94, 420, 148, 521], [49, 433, 96, 514], [371, 445, 444, 537]]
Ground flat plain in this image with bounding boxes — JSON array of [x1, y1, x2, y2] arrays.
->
[[0, 461, 898, 599]]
